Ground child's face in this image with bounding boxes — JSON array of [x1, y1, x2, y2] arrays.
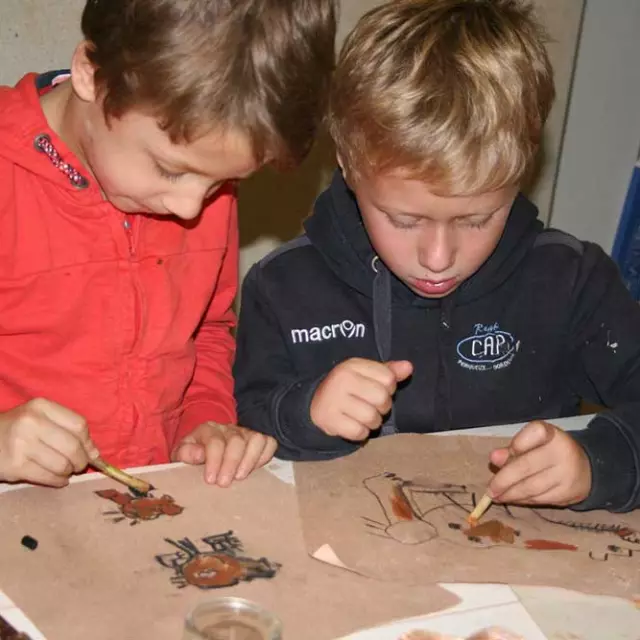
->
[[348, 170, 518, 298], [79, 107, 260, 219]]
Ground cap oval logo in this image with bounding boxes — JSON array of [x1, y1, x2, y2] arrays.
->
[[457, 330, 515, 364]]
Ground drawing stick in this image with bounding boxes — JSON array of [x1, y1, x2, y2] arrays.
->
[[467, 493, 492, 526], [90, 456, 153, 496], [468, 446, 517, 525]]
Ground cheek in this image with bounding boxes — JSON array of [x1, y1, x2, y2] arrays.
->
[[364, 218, 410, 263], [93, 154, 155, 198], [86, 135, 155, 198], [461, 229, 503, 270]]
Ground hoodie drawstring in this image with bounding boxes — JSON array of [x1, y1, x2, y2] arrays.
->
[[34, 134, 89, 189], [371, 256, 398, 436]]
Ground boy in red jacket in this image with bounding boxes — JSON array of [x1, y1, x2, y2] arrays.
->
[[0, 0, 336, 488]]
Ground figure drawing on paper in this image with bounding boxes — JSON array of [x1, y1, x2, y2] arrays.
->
[[156, 531, 281, 589], [95, 489, 184, 525], [362, 472, 639, 562]]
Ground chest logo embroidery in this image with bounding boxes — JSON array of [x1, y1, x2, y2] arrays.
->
[[290, 319, 366, 344], [456, 322, 519, 371]]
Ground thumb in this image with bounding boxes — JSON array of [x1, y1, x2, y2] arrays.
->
[[171, 441, 206, 465], [36, 399, 100, 460], [489, 447, 511, 469], [386, 360, 413, 382], [83, 435, 101, 462], [510, 420, 555, 456]]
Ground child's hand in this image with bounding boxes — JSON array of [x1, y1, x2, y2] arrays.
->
[[171, 422, 277, 488], [0, 398, 98, 487], [310, 358, 413, 441], [488, 420, 592, 507]]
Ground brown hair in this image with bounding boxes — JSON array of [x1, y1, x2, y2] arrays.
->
[[81, 0, 337, 167], [329, 0, 555, 194]]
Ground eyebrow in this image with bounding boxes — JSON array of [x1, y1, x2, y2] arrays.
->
[[379, 207, 499, 220], [456, 210, 498, 219]]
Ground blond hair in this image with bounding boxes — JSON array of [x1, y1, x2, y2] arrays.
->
[[82, 0, 337, 168], [329, 0, 555, 194]]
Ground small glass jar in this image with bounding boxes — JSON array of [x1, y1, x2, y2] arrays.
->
[[183, 596, 282, 640]]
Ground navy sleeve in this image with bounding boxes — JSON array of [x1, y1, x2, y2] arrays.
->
[[567, 244, 640, 511], [233, 265, 358, 461]]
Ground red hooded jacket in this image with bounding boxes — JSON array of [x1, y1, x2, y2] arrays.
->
[[0, 73, 238, 467]]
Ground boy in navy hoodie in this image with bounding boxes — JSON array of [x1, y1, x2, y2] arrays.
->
[[234, 0, 640, 512]]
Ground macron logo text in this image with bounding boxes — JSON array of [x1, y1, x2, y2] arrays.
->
[[291, 320, 366, 344]]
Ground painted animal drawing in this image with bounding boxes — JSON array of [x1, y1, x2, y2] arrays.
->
[[155, 531, 281, 589], [362, 472, 640, 562], [95, 489, 184, 525]]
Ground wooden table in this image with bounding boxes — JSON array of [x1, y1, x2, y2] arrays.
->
[[1, 415, 639, 639]]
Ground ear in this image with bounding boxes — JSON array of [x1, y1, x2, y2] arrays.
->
[[70, 41, 98, 103], [336, 152, 354, 188]]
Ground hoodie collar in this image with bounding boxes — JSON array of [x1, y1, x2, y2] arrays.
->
[[305, 169, 543, 307], [0, 73, 104, 206]]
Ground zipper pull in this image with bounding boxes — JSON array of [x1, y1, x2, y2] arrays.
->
[[123, 218, 135, 257]]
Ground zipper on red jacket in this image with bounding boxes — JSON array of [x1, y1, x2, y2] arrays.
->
[[121, 214, 142, 354], [123, 216, 136, 257]]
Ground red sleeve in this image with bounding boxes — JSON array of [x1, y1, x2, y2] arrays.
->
[[173, 197, 239, 446]]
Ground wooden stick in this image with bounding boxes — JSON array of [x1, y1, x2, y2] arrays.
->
[[90, 457, 153, 496], [466, 493, 493, 526]]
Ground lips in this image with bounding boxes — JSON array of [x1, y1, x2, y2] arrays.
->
[[410, 277, 458, 296]]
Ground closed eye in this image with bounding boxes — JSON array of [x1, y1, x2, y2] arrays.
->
[[385, 212, 419, 230], [459, 214, 493, 229], [154, 161, 185, 183]]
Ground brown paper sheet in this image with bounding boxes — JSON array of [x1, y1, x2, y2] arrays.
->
[[295, 434, 640, 599], [0, 465, 458, 640]]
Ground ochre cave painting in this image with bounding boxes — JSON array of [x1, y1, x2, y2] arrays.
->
[[95, 489, 184, 525], [155, 531, 280, 589], [362, 472, 639, 562]]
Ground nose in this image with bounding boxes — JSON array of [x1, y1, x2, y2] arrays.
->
[[417, 224, 455, 274], [162, 192, 205, 220], [163, 179, 220, 220], [163, 181, 225, 220]]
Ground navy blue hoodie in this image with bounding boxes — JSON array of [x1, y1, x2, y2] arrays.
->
[[234, 171, 640, 512]]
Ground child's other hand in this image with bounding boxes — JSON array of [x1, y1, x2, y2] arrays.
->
[[488, 420, 592, 507], [171, 422, 277, 488], [0, 398, 98, 487], [310, 358, 413, 441]]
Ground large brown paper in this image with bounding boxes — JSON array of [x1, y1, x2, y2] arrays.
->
[[295, 434, 640, 599], [0, 465, 458, 640]]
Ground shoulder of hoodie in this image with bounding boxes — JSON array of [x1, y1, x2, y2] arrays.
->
[[527, 227, 620, 292], [0, 131, 16, 216], [243, 234, 328, 292], [0, 76, 37, 213], [0, 82, 18, 166]]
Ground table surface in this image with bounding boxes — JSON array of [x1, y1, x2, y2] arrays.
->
[[1, 415, 639, 640]]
